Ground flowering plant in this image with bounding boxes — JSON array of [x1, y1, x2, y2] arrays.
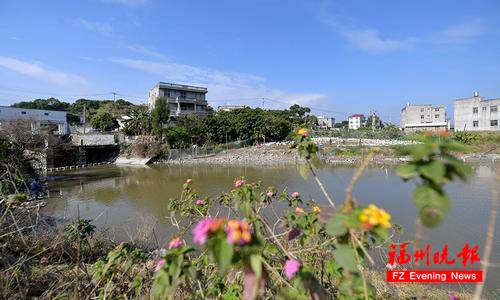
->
[[143, 129, 472, 299]]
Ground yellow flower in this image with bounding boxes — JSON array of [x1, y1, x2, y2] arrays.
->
[[312, 205, 321, 213], [226, 220, 252, 245], [359, 204, 391, 229], [297, 128, 309, 137]]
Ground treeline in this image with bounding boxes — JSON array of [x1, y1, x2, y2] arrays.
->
[[121, 102, 317, 147], [11, 97, 139, 128], [11, 98, 317, 146]]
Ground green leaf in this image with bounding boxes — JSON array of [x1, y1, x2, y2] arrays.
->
[[419, 206, 444, 228], [396, 164, 417, 180], [411, 144, 434, 160], [333, 244, 357, 271], [249, 254, 262, 278], [412, 185, 450, 213], [413, 185, 450, 228], [419, 160, 446, 184], [326, 214, 348, 237], [372, 226, 390, 240], [297, 164, 309, 180], [213, 238, 234, 274]]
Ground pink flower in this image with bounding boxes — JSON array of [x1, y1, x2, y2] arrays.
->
[[193, 218, 212, 245], [266, 191, 274, 198], [186, 178, 192, 184], [40, 256, 49, 265], [234, 179, 246, 188], [295, 207, 305, 214], [168, 237, 183, 249], [155, 258, 166, 272], [284, 259, 301, 280], [291, 192, 300, 198], [192, 218, 225, 245], [195, 199, 206, 205]]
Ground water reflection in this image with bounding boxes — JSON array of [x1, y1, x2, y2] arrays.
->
[[44, 163, 499, 289]]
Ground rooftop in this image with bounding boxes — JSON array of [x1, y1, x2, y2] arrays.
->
[[156, 82, 208, 93], [349, 114, 365, 118], [0, 106, 68, 113]]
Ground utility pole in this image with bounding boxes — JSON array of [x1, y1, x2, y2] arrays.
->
[[112, 92, 117, 101], [83, 104, 86, 134], [261, 98, 265, 109], [370, 109, 376, 132]]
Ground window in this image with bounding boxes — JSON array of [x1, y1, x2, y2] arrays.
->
[[483, 107, 487, 111], [491, 120, 498, 127], [473, 121, 479, 127], [44, 112, 49, 116], [21, 111, 26, 114], [180, 91, 186, 98], [420, 115, 424, 119], [473, 107, 478, 114], [434, 108, 440, 112], [435, 114, 440, 118], [420, 108, 424, 112], [491, 105, 498, 112]]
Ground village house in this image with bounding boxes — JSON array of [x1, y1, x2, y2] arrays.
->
[[401, 103, 449, 132], [348, 114, 365, 130], [454, 92, 499, 131], [148, 82, 209, 116]]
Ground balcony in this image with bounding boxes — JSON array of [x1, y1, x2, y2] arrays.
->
[[165, 97, 207, 105]]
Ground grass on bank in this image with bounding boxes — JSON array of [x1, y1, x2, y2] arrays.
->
[[0, 206, 487, 299]]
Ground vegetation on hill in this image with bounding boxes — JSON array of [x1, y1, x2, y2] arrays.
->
[[10, 97, 138, 128]]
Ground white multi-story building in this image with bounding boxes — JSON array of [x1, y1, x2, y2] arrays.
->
[[348, 114, 365, 130], [401, 104, 449, 132], [0, 106, 69, 135], [148, 82, 209, 116], [454, 92, 499, 131], [317, 116, 335, 130]]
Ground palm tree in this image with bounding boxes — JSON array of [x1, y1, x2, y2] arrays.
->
[[123, 108, 152, 136]]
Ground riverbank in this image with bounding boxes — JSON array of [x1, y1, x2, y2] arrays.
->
[[0, 204, 484, 299], [154, 142, 500, 167]]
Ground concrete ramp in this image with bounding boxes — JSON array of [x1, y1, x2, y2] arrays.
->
[[115, 156, 153, 165]]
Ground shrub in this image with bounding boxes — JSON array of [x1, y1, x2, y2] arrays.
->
[[453, 131, 480, 145]]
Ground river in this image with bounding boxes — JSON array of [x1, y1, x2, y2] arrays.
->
[[44, 163, 499, 291]]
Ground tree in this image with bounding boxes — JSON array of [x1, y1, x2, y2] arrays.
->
[[163, 126, 190, 148], [365, 114, 383, 129], [91, 110, 118, 132], [288, 104, 311, 125], [123, 108, 151, 136], [11, 98, 70, 111], [151, 97, 170, 136]]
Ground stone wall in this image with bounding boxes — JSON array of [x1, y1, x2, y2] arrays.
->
[[70, 134, 116, 146]]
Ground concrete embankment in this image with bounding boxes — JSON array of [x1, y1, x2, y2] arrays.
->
[[115, 156, 153, 165], [155, 140, 499, 167]]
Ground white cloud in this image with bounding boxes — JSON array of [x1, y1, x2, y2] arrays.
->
[[75, 18, 113, 35], [440, 20, 486, 42], [126, 45, 169, 60], [109, 57, 327, 107], [341, 29, 416, 53], [0, 57, 87, 86], [318, 10, 487, 53]]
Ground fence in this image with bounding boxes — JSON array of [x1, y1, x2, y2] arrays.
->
[[164, 139, 252, 160]]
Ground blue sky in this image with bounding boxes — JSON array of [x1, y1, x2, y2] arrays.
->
[[1, 0, 499, 123]]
